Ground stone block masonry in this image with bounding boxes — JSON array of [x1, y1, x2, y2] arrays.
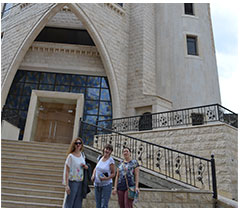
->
[[127, 122, 238, 201]]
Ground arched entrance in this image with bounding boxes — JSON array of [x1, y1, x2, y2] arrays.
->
[[1, 3, 121, 119]]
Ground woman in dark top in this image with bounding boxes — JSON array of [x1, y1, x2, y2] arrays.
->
[[112, 147, 140, 208]]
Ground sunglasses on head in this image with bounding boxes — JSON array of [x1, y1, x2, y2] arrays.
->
[[75, 142, 82, 145]]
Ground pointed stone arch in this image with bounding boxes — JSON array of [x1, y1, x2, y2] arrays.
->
[[1, 3, 121, 118]]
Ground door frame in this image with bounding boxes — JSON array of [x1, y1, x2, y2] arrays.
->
[[23, 90, 84, 142]]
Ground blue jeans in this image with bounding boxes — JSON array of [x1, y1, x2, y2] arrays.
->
[[94, 183, 112, 208], [64, 181, 83, 208]]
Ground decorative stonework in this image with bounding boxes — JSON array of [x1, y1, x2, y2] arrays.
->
[[29, 42, 100, 57], [20, 3, 30, 9], [61, 6, 71, 12], [105, 3, 125, 16]]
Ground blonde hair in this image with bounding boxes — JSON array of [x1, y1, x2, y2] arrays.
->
[[66, 137, 84, 156]]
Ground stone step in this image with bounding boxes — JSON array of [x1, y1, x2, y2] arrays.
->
[[1, 181, 64, 192], [1, 160, 64, 170], [1, 139, 69, 150], [2, 170, 62, 181], [1, 193, 63, 205], [1, 152, 66, 162], [2, 186, 64, 198], [2, 165, 63, 175], [1, 142, 68, 151], [2, 175, 62, 186], [1, 159, 64, 170], [1, 148, 67, 158], [1, 200, 62, 208], [1, 156, 65, 166]]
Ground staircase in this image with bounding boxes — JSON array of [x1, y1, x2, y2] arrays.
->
[[1, 139, 216, 208], [1, 139, 68, 208]]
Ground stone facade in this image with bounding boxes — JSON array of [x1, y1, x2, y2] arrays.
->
[[2, 3, 221, 117], [2, 3, 232, 206], [126, 122, 238, 200], [82, 186, 215, 208]]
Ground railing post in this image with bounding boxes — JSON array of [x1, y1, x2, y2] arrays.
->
[[216, 104, 220, 122], [78, 118, 82, 137], [211, 154, 218, 199]]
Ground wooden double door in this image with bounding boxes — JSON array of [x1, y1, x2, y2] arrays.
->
[[34, 102, 76, 144]]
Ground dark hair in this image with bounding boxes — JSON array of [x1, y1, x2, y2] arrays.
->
[[102, 144, 113, 155], [122, 146, 131, 153]]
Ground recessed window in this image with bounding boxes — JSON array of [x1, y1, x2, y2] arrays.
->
[[117, 3, 123, 7], [186, 35, 198, 56], [1, 3, 13, 18], [184, 3, 194, 15], [35, 27, 95, 46]]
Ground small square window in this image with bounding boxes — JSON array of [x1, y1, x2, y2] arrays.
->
[[184, 3, 194, 15], [187, 36, 198, 56]]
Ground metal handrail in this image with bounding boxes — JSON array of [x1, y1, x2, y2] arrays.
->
[[79, 120, 218, 199], [97, 104, 237, 132]]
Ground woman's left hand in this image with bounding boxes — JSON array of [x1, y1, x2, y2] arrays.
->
[[81, 164, 88, 169], [135, 187, 140, 194]]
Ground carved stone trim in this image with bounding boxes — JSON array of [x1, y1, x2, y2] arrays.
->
[[61, 6, 71, 12], [20, 3, 30, 9], [105, 3, 125, 16], [30, 42, 100, 57]]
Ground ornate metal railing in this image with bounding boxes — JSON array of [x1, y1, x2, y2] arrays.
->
[[79, 121, 217, 199], [97, 104, 237, 132]]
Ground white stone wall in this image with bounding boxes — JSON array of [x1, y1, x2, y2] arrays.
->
[[1, 120, 20, 140], [46, 7, 85, 29], [82, 186, 215, 208], [127, 123, 238, 200], [155, 3, 221, 109], [1, 3, 221, 115]]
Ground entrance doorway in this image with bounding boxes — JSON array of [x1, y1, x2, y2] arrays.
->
[[23, 90, 84, 143], [35, 102, 76, 144]]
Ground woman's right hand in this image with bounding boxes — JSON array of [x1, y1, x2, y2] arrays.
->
[[91, 175, 95, 182], [65, 185, 70, 195], [112, 188, 117, 195]]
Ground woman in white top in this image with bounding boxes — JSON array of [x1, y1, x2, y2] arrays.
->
[[91, 144, 115, 208], [63, 137, 88, 208]]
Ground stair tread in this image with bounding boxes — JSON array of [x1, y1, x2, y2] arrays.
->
[[1, 200, 62, 207], [1, 175, 62, 183], [1, 139, 69, 147], [1, 155, 64, 164], [1, 160, 63, 168], [1, 180, 64, 189], [1, 151, 66, 157], [2, 148, 67, 156], [2, 186, 63, 194], [2, 169, 62, 176], [2, 165, 63, 173], [2, 192, 63, 200]]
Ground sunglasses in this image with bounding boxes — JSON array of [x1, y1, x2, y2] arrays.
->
[[75, 142, 82, 145]]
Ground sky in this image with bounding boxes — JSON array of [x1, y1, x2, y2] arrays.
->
[[210, 2, 239, 114]]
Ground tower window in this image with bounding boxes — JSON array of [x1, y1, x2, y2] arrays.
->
[[186, 35, 198, 56], [184, 3, 194, 15], [117, 3, 123, 7]]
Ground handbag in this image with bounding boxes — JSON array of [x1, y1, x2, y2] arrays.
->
[[124, 164, 136, 200]]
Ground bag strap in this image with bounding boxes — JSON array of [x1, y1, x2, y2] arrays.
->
[[123, 162, 129, 189]]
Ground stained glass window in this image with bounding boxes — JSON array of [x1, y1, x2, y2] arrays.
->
[[3, 70, 112, 142]]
